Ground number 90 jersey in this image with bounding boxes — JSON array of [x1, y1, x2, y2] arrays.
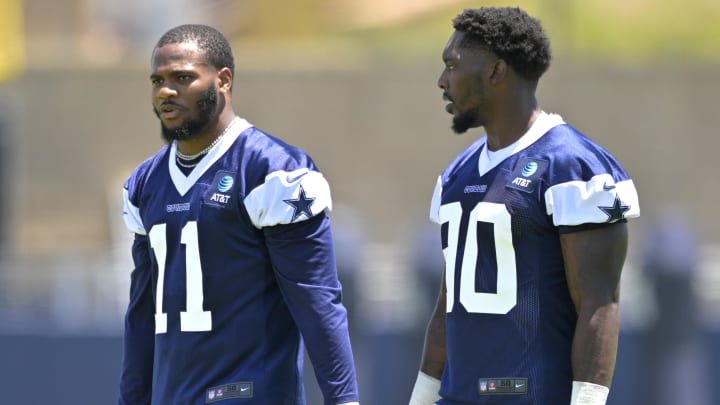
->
[[121, 117, 358, 405], [429, 112, 639, 404]]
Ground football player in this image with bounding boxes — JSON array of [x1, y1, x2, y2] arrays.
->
[[119, 24, 359, 405], [409, 7, 639, 405]]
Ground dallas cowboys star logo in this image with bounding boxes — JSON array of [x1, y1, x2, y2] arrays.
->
[[598, 195, 630, 223], [283, 185, 316, 221]]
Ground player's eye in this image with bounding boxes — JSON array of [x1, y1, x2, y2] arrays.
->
[[151, 78, 162, 86]]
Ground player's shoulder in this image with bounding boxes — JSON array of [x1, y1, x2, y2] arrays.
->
[[440, 135, 486, 183], [124, 144, 170, 196], [544, 123, 617, 160], [240, 126, 318, 172], [239, 127, 332, 228], [534, 123, 632, 181]]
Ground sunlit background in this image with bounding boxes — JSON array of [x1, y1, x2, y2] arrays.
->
[[1, 0, 719, 404]]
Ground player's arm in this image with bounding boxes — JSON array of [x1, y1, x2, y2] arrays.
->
[[264, 213, 360, 405], [118, 234, 155, 405], [560, 222, 628, 405], [409, 272, 446, 404]]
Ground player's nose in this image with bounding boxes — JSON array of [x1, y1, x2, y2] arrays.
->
[[437, 70, 448, 90], [156, 84, 178, 100]]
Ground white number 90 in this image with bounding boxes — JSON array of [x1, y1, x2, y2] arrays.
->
[[440, 202, 517, 314]]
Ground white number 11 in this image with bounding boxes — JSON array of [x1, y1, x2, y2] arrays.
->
[[149, 221, 212, 334]]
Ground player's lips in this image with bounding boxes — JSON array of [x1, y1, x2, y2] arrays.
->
[[443, 94, 454, 113], [160, 111, 181, 119], [159, 103, 184, 119]]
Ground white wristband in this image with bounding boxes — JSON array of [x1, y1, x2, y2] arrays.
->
[[570, 381, 609, 405], [408, 371, 441, 405]]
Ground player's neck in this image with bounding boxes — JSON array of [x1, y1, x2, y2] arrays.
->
[[484, 104, 540, 151]]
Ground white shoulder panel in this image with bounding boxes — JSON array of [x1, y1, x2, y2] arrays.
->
[[544, 174, 640, 226], [244, 168, 332, 228]]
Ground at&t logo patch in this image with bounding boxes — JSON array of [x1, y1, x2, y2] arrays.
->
[[217, 175, 234, 192], [205, 171, 236, 208], [506, 158, 548, 193]]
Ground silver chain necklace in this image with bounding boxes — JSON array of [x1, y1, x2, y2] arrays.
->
[[175, 116, 238, 161], [175, 157, 201, 168]]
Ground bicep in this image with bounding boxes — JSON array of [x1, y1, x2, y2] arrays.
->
[[263, 213, 344, 328], [264, 213, 339, 287], [560, 222, 628, 310]]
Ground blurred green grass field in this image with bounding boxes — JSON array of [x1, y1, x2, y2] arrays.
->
[[334, 0, 720, 64]]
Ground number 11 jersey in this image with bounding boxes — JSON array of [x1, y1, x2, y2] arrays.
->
[[121, 117, 358, 405]]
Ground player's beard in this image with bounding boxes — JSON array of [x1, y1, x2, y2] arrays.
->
[[451, 108, 480, 134], [157, 84, 219, 143]]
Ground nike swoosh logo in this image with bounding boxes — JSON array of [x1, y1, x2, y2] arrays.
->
[[515, 384, 525, 388], [286, 172, 305, 183], [240, 387, 250, 392], [603, 183, 616, 191]]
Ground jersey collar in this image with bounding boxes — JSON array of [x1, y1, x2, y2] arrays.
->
[[477, 111, 565, 176], [168, 117, 254, 196]]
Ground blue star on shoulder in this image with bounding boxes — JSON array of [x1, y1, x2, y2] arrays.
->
[[598, 195, 630, 223], [283, 185, 316, 221]]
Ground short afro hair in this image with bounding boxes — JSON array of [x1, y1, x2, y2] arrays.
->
[[452, 7, 551, 81], [155, 24, 235, 78]]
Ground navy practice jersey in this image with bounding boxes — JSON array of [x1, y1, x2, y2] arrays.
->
[[120, 117, 359, 405], [429, 112, 639, 405]]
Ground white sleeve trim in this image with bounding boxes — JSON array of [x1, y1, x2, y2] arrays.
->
[[122, 187, 146, 235], [570, 381, 609, 405], [408, 371, 441, 405], [243, 168, 332, 228], [429, 176, 443, 224], [544, 175, 640, 226]]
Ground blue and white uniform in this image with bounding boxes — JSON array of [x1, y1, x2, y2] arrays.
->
[[430, 112, 639, 404], [120, 117, 359, 405]]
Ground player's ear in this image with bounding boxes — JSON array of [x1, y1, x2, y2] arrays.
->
[[489, 59, 508, 84], [218, 67, 232, 93]]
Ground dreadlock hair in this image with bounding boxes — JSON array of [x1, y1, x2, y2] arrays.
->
[[452, 7, 551, 82], [155, 24, 235, 79]]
